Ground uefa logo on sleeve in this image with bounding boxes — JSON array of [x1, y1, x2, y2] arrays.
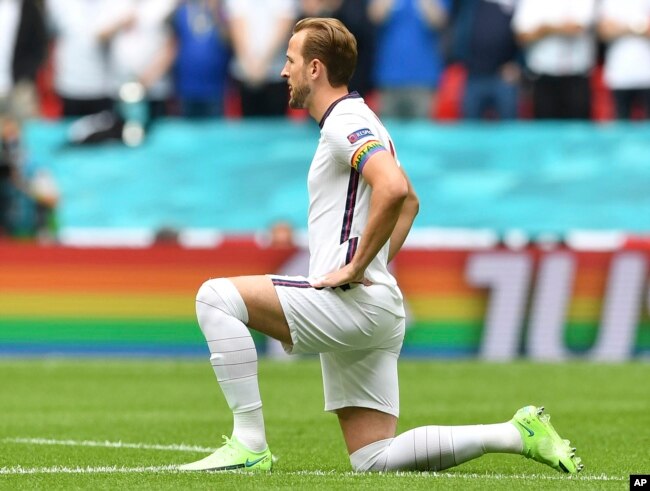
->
[[347, 128, 373, 144]]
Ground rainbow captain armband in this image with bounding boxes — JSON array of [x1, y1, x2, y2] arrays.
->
[[351, 140, 385, 172]]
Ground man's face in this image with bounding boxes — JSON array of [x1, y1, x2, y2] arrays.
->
[[281, 32, 311, 109]]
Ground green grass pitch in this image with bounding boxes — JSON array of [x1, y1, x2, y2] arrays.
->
[[1, 358, 647, 489]]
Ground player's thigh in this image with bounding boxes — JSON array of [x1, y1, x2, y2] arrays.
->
[[229, 275, 291, 344]]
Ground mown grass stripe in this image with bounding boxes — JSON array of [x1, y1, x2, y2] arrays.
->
[[0, 465, 626, 481]]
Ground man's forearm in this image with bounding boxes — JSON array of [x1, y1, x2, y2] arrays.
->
[[350, 187, 406, 276], [599, 18, 650, 40], [388, 193, 419, 263], [388, 168, 419, 263]]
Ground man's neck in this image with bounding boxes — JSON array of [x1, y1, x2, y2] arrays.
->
[[309, 86, 351, 123]]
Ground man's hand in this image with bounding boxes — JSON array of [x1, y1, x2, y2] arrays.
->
[[310, 263, 372, 289]]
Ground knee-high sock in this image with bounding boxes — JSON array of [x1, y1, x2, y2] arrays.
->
[[196, 278, 267, 452], [350, 423, 522, 472]]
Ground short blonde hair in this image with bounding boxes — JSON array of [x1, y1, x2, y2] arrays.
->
[[293, 17, 357, 88]]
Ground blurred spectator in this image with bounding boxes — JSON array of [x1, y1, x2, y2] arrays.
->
[[172, 0, 231, 118], [299, 0, 376, 97], [45, 0, 116, 117], [268, 220, 295, 248], [449, 0, 520, 120], [369, 0, 449, 119], [104, 0, 178, 126], [63, 0, 179, 146], [0, 0, 47, 121], [300, 0, 322, 15], [329, 0, 376, 97], [513, 0, 597, 120], [0, 116, 58, 240], [154, 226, 180, 244], [225, 0, 296, 117], [28, 167, 59, 242], [0, 117, 19, 235], [598, 0, 650, 120], [56, 0, 176, 145]]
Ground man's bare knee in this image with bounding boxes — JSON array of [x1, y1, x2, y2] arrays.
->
[[338, 407, 398, 455]]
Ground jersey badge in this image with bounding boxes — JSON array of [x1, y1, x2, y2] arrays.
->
[[347, 128, 374, 143]]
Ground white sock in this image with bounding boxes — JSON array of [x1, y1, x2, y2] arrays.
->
[[350, 423, 522, 472], [196, 278, 267, 452], [232, 408, 266, 453]]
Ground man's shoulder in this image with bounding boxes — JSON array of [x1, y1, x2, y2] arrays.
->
[[322, 100, 380, 136]]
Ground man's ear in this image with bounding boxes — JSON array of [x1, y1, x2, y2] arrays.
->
[[310, 59, 322, 79]]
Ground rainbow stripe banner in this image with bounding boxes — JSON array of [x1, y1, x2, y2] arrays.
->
[[0, 241, 294, 355], [395, 248, 650, 358], [1, 241, 649, 358]]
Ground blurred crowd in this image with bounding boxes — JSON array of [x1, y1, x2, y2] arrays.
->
[[1, 0, 650, 126], [2, 0, 650, 238]]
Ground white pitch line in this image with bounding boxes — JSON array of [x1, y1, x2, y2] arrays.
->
[[3, 437, 216, 453], [0, 466, 626, 481], [411, 472, 625, 482], [1, 438, 626, 482], [0, 465, 179, 475]]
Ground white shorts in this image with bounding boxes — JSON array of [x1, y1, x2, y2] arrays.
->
[[270, 275, 406, 417]]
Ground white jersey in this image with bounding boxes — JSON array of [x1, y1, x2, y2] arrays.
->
[[307, 92, 403, 311], [600, 0, 650, 89]]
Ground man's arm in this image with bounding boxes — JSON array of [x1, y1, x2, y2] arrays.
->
[[388, 167, 419, 263], [368, 0, 395, 25], [311, 151, 408, 288], [417, 0, 447, 30], [139, 34, 177, 90], [516, 22, 586, 45], [598, 17, 650, 41], [513, 0, 589, 45]]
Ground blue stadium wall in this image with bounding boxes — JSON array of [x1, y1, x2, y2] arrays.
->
[[2, 120, 649, 360]]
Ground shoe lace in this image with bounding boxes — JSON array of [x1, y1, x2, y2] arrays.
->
[[217, 435, 238, 458]]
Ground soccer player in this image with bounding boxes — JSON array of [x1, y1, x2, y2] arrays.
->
[[180, 18, 583, 474]]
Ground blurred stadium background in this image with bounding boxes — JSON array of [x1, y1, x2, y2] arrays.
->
[[2, 0, 649, 364], [2, 118, 649, 361], [3, 119, 650, 360], [1, 1, 650, 484]]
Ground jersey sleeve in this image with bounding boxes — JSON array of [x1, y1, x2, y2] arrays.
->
[[322, 115, 389, 173], [512, 0, 538, 34]]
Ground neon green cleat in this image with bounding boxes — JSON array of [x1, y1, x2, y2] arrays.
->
[[179, 435, 272, 472], [511, 405, 584, 474]]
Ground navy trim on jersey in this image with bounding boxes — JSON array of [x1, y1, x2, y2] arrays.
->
[[345, 237, 359, 264], [271, 278, 313, 288], [340, 167, 360, 244], [319, 91, 361, 129]]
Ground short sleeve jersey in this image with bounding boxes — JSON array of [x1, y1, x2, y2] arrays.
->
[[599, 0, 650, 89], [307, 92, 401, 298], [512, 0, 597, 76]]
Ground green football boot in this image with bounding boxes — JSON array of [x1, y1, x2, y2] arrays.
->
[[179, 435, 272, 472], [511, 405, 584, 474]]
